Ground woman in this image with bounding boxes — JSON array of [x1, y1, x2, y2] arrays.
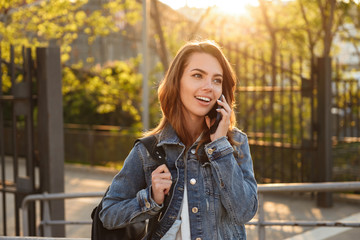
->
[[100, 40, 258, 239]]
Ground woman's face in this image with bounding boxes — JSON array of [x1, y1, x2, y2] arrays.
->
[[179, 52, 223, 121]]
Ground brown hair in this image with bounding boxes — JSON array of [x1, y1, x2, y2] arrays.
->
[[146, 40, 238, 147]]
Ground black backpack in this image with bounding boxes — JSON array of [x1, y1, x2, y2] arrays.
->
[[91, 135, 166, 240]]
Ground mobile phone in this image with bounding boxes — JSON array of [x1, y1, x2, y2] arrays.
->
[[207, 95, 223, 134]]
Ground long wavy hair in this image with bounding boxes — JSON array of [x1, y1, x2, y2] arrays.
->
[[146, 40, 238, 147]]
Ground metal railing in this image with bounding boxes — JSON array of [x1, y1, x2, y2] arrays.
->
[[249, 181, 360, 240], [22, 192, 104, 237], [21, 182, 360, 239]]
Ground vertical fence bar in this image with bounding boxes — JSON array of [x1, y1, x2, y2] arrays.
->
[[310, 60, 316, 152], [280, 54, 285, 182], [234, 44, 241, 121], [10, 45, 22, 235], [0, 42, 7, 236], [252, 50, 257, 143], [343, 83, 348, 139], [235, 44, 242, 128], [258, 193, 265, 240], [10, 46, 19, 184], [299, 57, 305, 181], [261, 52, 267, 181], [335, 61, 340, 141], [270, 54, 276, 181], [316, 57, 333, 207], [244, 49, 249, 131], [289, 55, 294, 181], [24, 47, 36, 236], [356, 81, 360, 138], [349, 81, 354, 138]]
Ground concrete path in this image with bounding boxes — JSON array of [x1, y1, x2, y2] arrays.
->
[[2, 161, 360, 239]]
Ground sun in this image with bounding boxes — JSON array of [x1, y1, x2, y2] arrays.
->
[[159, 0, 258, 16]]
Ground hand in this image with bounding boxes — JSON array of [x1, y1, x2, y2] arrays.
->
[[205, 95, 231, 142], [151, 164, 172, 205]]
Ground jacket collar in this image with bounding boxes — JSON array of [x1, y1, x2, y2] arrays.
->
[[157, 123, 184, 147]]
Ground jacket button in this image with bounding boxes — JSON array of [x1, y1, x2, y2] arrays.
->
[[191, 148, 196, 154], [190, 178, 196, 185], [207, 148, 214, 155], [192, 207, 198, 213], [145, 202, 151, 209]]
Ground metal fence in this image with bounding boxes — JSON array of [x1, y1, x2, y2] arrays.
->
[[222, 44, 360, 184], [21, 181, 360, 239], [0, 45, 37, 236], [0, 45, 65, 236]]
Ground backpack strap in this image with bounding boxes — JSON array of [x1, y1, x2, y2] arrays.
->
[[135, 135, 169, 238], [136, 135, 166, 165]]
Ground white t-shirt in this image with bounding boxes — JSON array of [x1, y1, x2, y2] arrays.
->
[[161, 154, 191, 240]]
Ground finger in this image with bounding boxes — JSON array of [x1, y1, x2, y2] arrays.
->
[[220, 94, 227, 103], [152, 181, 172, 194], [217, 98, 231, 112], [152, 164, 170, 174], [152, 179, 173, 188], [164, 187, 171, 195], [216, 108, 231, 123], [153, 172, 172, 180]]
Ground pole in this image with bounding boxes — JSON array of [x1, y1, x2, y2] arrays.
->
[[36, 47, 65, 236], [316, 57, 333, 208], [142, 0, 150, 130]]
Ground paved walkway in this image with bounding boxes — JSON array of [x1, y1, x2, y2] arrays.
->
[[2, 161, 360, 239]]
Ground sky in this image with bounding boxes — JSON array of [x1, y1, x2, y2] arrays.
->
[[158, 0, 259, 16]]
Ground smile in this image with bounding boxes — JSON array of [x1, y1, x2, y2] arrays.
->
[[195, 96, 211, 102]]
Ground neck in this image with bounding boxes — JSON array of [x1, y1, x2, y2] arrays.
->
[[183, 115, 203, 144]]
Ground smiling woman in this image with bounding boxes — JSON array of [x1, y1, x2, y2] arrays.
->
[[159, 0, 258, 16], [99, 40, 258, 240]]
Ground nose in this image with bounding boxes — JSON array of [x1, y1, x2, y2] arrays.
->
[[202, 77, 213, 91]]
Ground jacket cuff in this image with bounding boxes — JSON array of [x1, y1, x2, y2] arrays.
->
[[204, 136, 233, 161], [137, 186, 163, 215]]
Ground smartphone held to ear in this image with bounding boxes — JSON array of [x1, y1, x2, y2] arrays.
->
[[207, 95, 223, 134]]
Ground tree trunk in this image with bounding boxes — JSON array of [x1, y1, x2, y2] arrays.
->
[[151, 0, 169, 71]]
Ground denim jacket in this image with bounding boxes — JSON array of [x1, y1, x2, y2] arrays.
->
[[100, 124, 258, 240]]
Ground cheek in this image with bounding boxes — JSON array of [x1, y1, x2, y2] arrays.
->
[[180, 78, 194, 96], [214, 85, 223, 97], [179, 81, 190, 104]]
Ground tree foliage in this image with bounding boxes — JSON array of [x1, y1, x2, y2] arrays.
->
[[1, 0, 143, 127], [1, 0, 140, 46], [63, 57, 143, 128]]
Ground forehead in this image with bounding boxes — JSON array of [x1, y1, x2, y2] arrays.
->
[[184, 52, 223, 75]]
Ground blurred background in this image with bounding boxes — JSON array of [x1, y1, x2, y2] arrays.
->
[[3, 0, 358, 181], [1, 0, 360, 238]]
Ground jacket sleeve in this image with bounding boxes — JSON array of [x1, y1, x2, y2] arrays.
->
[[99, 142, 162, 229], [204, 131, 258, 224]]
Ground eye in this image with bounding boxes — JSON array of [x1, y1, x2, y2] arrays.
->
[[192, 73, 202, 79], [213, 78, 223, 84]]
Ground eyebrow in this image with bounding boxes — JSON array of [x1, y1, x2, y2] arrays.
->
[[190, 68, 223, 78]]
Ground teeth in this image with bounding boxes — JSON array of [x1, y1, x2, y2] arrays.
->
[[196, 96, 210, 102]]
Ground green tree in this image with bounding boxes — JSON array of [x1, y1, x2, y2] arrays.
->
[[0, 0, 140, 50], [1, 0, 143, 127], [63, 57, 143, 128]]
